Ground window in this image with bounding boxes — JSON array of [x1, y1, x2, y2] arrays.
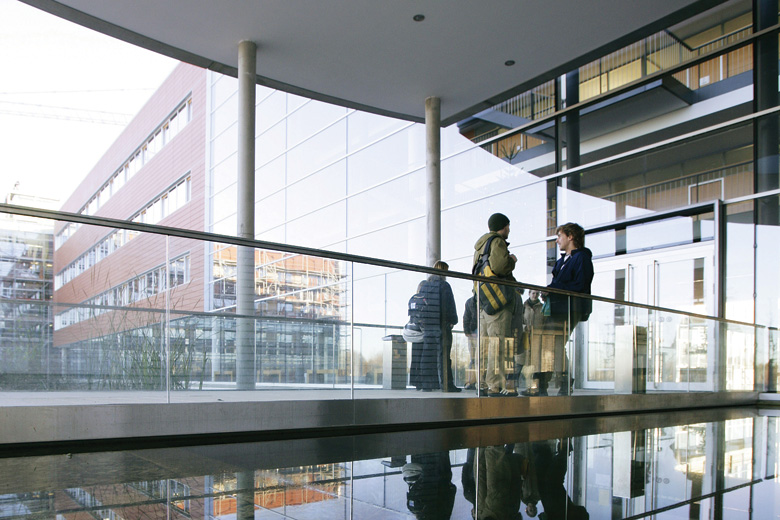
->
[[62, 97, 192, 240]]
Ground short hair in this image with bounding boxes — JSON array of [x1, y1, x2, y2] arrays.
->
[[433, 260, 449, 271], [556, 222, 585, 249]]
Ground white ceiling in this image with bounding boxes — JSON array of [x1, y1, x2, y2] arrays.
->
[[22, 0, 723, 126]]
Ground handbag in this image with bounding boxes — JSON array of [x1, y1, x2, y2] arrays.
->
[[542, 298, 551, 317], [402, 321, 423, 343], [472, 235, 515, 315]]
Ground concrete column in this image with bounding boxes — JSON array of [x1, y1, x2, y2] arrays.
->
[[425, 96, 441, 267], [235, 470, 256, 520], [425, 96, 445, 389], [236, 40, 257, 390]]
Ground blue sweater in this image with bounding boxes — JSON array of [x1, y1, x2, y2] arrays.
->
[[547, 247, 594, 320]]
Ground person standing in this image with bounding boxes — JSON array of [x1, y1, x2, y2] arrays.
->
[[546, 222, 594, 396], [472, 213, 517, 397], [523, 290, 553, 396], [418, 261, 460, 392], [507, 287, 525, 394], [462, 295, 478, 390]]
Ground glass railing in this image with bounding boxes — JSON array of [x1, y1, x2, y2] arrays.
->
[[0, 203, 768, 405]]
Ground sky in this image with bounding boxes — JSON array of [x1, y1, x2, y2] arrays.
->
[[0, 0, 179, 205]]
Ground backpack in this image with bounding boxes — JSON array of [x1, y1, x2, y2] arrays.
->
[[472, 235, 515, 315], [407, 290, 429, 328], [402, 287, 429, 343]]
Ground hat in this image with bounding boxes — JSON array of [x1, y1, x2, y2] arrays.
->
[[488, 213, 510, 232]]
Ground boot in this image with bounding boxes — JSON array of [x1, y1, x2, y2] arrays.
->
[[539, 374, 550, 396], [521, 378, 540, 396], [557, 372, 572, 396]]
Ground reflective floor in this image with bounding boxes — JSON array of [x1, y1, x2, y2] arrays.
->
[[1, 407, 779, 519]]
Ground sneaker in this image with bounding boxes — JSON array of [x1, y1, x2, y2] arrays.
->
[[464, 383, 476, 390], [500, 388, 517, 396]]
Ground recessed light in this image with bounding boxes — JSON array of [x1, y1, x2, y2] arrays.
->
[[505, 60, 516, 66], [413, 14, 425, 22]]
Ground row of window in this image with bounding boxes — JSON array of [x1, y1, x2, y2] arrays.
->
[[54, 254, 190, 330], [55, 176, 191, 289], [55, 98, 193, 249]]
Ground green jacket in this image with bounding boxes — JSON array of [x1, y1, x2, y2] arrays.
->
[[472, 232, 516, 278]]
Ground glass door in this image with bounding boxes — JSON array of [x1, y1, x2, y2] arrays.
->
[[585, 243, 715, 391]]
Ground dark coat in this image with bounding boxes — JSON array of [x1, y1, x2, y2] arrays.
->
[[410, 276, 458, 390], [548, 247, 594, 322], [419, 276, 458, 331], [463, 296, 478, 335]]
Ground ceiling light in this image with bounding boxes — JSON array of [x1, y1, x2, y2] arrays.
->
[[504, 60, 516, 66], [413, 14, 425, 22]]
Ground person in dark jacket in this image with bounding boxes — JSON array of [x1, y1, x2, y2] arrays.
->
[[417, 261, 460, 392], [506, 287, 525, 394], [531, 438, 589, 519], [545, 222, 594, 396], [404, 451, 456, 520], [462, 295, 478, 390]]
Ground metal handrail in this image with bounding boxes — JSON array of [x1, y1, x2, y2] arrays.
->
[[0, 202, 768, 329]]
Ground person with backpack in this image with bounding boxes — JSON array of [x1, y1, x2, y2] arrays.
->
[[472, 213, 517, 396], [409, 262, 459, 392]]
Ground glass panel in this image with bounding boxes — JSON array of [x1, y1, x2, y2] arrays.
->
[[347, 125, 425, 195], [347, 109, 410, 152], [256, 89, 288, 134], [756, 195, 780, 328], [726, 200, 755, 323], [286, 201, 346, 249], [0, 205, 763, 402], [346, 170, 425, 238], [287, 119, 347, 184], [255, 119, 286, 168], [286, 160, 346, 221], [286, 99, 347, 146]]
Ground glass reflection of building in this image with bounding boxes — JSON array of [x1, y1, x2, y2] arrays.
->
[[210, 247, 348, 384], [0, 189, 56, 388], [208, 465, 345, 519]]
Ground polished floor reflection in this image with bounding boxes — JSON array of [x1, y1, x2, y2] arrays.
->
[[1, 408, 778, 519]]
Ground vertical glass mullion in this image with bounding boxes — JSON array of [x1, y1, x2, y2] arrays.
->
[[350, 261, 354, 400], [165, 234, 171, 403]]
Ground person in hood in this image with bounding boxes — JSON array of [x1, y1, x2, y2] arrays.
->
[[472, 213, 517, 396], [543, 222, 593, 396]]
